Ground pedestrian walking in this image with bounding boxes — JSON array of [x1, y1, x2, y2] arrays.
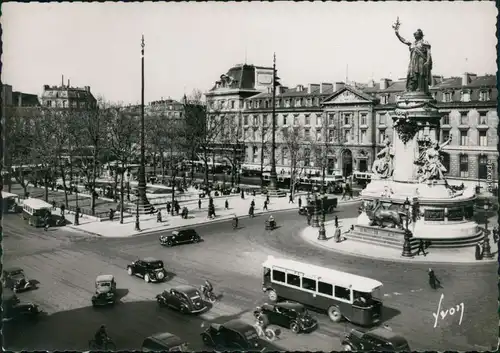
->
[[493, 226, 499, 243], [289, 194, 294, 203], [251, 199, 255, 208], [263, 200, 268, 211], [225, 199, 229, 210], [334, 227, 342, 243], [307, 212, 312, 225], [241, 190, 245, 199], [198, 199, 202, 209], [417, 239, 427, 256], [475, 242, 483, 260], [157, 211, 162, 223], [60, 204, 65, 217], [334, 215, 339, 228], [428, 268, 441, 290], [298, 197, 302, 208], [347, 183, 353, 199], [266, 194, 270, 204], [52, 200, 56, 210]]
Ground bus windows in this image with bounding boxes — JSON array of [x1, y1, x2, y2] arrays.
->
[[286, 273, 300, 287], [272, 269, 285, 283], [334, 286, 352, 302], [318, 281, 333, 296], [302, 277, 317, 291]]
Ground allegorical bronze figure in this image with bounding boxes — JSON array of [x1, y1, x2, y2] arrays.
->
[[393, 18, 433, 93]]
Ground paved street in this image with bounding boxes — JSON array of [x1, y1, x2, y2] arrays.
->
[[3, 202, 496, 351]]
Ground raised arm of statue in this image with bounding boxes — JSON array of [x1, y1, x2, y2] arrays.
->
[[439, 136, 452, 149], [395, 31, 411, 46]]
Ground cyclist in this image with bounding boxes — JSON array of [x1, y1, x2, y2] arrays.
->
[[94, 325, 108, 348]]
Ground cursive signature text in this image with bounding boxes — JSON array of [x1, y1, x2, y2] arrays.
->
[[432, 293, 464, 328]]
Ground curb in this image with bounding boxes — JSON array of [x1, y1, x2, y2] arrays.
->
[[65, 198, 362, 238], [300, 227, 497, 266]]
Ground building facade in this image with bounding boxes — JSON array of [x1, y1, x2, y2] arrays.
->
[[207, 64, 497, 186], [40, 78, 97, 110]]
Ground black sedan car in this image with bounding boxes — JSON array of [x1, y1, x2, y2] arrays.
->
[[2, 288, 43, 324], [127, 257, 166, 283], [2, 267, 34, 293], [341, 327, 410, 351], [201, 319, 264, 352], [156, 285, 207, 314], [253, 302, 317, 333], [160, 229, 201, 247]]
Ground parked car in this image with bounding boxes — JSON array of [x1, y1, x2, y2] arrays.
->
[[201, 319, 263, 351], [253, 302, 317, 333], [298, 196, 338, 215], [141, 332, 189, 352], [127, 257, 166, 283], [160, 229, 201, 247], [91, 274, 117, 307], [2, 267, 34, 293], [156, 285, 207, 314], [341, 327, 410, 351]]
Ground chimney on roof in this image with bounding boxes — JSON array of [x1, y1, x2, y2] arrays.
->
[[85, 86, 91, 92], [379, 78, 392, 90], [334, 82, 345, 91], [62, 74, 64, 87], [307, 84, 320, 94], [17, 93, 23, 107], [462, 72, 477, 86], [44, 85, 50, 90], [296, 84, 304, 92], [68, 79, 70, 88], [367, 80, 375, 88], [320, 83, 333, 94]]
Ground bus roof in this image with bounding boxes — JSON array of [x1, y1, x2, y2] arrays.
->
[[22, 198, 53, 210], [262, 256, 383, 293], [1, 191, 18, 199]]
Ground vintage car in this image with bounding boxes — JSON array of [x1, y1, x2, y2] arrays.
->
[[201, 319, 264, 352], [142, 332, 189, 352], [298, 196, 338, 216], [91, 274, 117, 307], [127, 257, 166, 283], [2, 288, 43, 324], [156, 285, 207, 314], [160, 229, 201, 247], [253, 302, 317, 334], [2, 267, 34, 293], [341, 327, 410, 351]]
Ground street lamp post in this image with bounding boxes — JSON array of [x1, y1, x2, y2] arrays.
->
[[401, 197, 413, 257], [318, 149, 327, 240], [74, 174, 79, 226], [267, 53, 282, 197], [135, 190, 141, 231], [482, 202, 493, 258]]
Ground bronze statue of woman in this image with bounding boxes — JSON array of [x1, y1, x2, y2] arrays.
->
[[393, 18, 433, 93]]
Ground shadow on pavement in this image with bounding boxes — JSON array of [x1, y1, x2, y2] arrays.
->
[[3, 300, 285, 352], [381, 306, 401, 324], [114, 288, 129, 302]]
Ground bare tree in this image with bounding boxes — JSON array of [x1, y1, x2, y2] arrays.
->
[[280, 126, 317, 197], [4, 107, 36, 197], [77, 100, 109, 215], [107, 105, 139, 223], [259, 118, 274, 187]]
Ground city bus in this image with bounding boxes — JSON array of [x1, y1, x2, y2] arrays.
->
[[262, 256, 383, 326], [352, 171, 374, 187], [22, 198, 53, 227]]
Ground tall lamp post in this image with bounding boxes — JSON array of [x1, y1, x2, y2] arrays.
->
[[136, 34, 151, 213], [267, 53, 281, 196], [401, 197, 413, 257], [483, 201, 493, 258], [318, 148, 327, 240], [74, 173, 80, 226]]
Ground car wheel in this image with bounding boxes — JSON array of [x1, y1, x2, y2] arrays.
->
[[267, 289, 278, 302], [201, 333, 213, 346], [127, 267, 133, 276], [290, 321, 300, 334], [258, 314, 269, 327], [166, 240, 173, 247], [156, 271, 165, 281], [193, 236, 200, 243], [328, 306, 342, 322], [343, 344, 354, 351], [144, 274, 150, 283]]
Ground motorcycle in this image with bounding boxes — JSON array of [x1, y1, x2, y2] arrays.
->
[[200, 285, 217, 304], [89, 337, 116, 351]]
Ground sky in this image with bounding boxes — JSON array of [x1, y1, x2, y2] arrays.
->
[[2, 2, 497, 104]]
